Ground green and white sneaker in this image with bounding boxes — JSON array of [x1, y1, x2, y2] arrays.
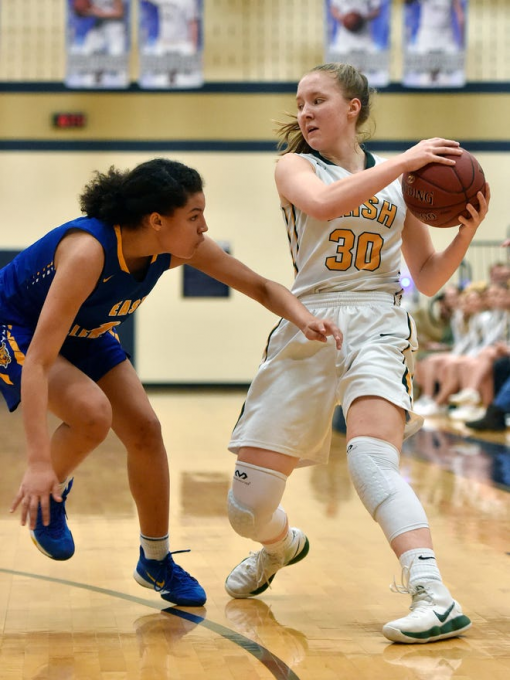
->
[[225, 528, 309, 599], [383, 580, 471, 644]]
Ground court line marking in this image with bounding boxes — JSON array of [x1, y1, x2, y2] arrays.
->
[[0, 567, 301, 680]]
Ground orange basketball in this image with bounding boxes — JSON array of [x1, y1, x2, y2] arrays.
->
[[402, 149, 486, 228]]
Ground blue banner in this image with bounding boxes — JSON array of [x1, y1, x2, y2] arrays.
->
[[139, 0, 204, 89], [403, 0, 468, 88], [325, 0, 392, 88], [65, 0, 131, 89]]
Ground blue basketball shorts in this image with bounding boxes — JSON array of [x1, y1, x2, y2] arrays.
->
[[0, 323, 129, 412]]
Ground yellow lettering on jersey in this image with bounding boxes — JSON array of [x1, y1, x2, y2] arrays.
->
[[346, 206, 361, 218], [109, 302, 122, 316], [129, 299, 142, 314], [378, 200, 397, 228], [118, 300, 132, 316], [88, 322, 122, 339], [109, 297, 145, 317], [361, 197, 378, 220], [67, 321, 121, 340]]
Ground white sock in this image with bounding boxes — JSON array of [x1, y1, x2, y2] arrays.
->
[[263, 528, 294, 555], [140, 534, 169, 561], [399, 548, 442, 587]]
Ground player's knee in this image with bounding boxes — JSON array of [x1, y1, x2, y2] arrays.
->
[[347, 436, 428, 541], [227, 462, 287, 541], [347, 436, 398, 518], [76, 395, 112, 444], [126, 412, 163, 452]]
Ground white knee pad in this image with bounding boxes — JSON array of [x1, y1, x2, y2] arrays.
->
[[347, 436, 429, 543], [228, 461, 288, 542]]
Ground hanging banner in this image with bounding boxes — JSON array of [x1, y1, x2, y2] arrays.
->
[[325, 1, 391, 88], [139, 0, 203, 89], [403, 0, 468, 88], [65, 0, 131, 89]]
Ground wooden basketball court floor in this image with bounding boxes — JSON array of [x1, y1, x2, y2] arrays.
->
[[0, 388, 509, 680]]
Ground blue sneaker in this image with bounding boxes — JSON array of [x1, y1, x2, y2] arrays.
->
[[30, 478, 75, 561], [134, 547, 206, 606]]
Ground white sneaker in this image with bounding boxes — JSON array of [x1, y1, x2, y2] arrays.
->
[[383, 580, 471, 644], [413, 396, 447, 417], [449, 405, 486, 422], [225, 528, 309, 599], [448, 388, 480, 406]]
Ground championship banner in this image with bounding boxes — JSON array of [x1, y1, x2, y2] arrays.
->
[[65, 0, 131, 89], [139, 0, 203, 89], [403, 0, 468, 88], [325, 1, 391, 88]]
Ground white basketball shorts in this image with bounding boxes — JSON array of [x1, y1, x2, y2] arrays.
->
[[229, 291, 423, 466]]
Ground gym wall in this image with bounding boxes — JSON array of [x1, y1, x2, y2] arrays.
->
[[0, 0, 508, 383]]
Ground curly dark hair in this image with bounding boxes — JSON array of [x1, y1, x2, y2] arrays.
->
[[79, 158, 204, 228]]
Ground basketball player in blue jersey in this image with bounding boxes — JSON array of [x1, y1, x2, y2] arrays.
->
[[224, 63, 490, 643], [1, 158, 342, 608]]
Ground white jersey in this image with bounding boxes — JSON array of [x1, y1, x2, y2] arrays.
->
[[150, 0, 198, 44], [92, 0, 121, 12], [417, 0, 455, 33], [330, 0, 381, 16], [281, 151, 406, 298]]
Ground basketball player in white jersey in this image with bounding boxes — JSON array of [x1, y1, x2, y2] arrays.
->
[[69, 0, 127, 87], [330, 0, 382, 54], [224, 63, 490, 643], [405, 0, 466, 86], [141, 0, 201, 88]]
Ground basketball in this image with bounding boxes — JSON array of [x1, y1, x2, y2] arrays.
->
[[73, 0, 92, 16], [342, 11, 365, 33], [402, 148, 486, 228]]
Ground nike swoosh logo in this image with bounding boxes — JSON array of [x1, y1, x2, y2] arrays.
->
[[145, 571, 165, 588], [418, 555, 436, 560], [103, 275, 114, 283], [434, 602, 455, 623]]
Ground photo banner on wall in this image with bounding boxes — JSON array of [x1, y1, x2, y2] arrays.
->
[[139, 0, 203, 89], [65, 0, 131, 89], [403, 0, 468, 88], [324, 0, 391, 88]]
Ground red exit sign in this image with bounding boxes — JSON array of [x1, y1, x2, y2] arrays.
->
[[52, 113, 87, 129]]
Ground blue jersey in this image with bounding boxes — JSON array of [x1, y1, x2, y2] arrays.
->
[[0, 216, 172, 337]]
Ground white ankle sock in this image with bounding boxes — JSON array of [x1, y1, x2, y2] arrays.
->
[[140, 534, 169, 561], [399, 548, 442, 587], [263, 528, 294, 555]]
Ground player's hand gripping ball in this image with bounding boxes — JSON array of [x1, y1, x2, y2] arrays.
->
[[342, 12, 366, 33], [402, 148, 486, 228]]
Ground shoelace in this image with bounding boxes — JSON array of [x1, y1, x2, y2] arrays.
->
[[253, 549, 285, 590], [150, 549, 199, 591], [390, 564, 434, 612]]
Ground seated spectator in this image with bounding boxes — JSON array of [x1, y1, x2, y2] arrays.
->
[[466, 357, 510, 431], [447, 283, 510, 421], [412, 284, 460, 358], [414, 286, 486, 416]]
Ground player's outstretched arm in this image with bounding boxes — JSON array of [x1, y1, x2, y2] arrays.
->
[[176, 237, 343, 348]]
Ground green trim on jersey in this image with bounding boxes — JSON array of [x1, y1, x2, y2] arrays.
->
[[310, 148, 376, 169]]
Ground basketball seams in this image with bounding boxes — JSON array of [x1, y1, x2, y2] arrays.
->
[[402, 148, 485, 228]]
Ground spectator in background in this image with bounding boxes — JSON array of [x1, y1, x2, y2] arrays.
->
[[412, 284, 460, 357], [413, 286, 486, 416], [465, 366, 510, 431], [447, 283, 510, 421]]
